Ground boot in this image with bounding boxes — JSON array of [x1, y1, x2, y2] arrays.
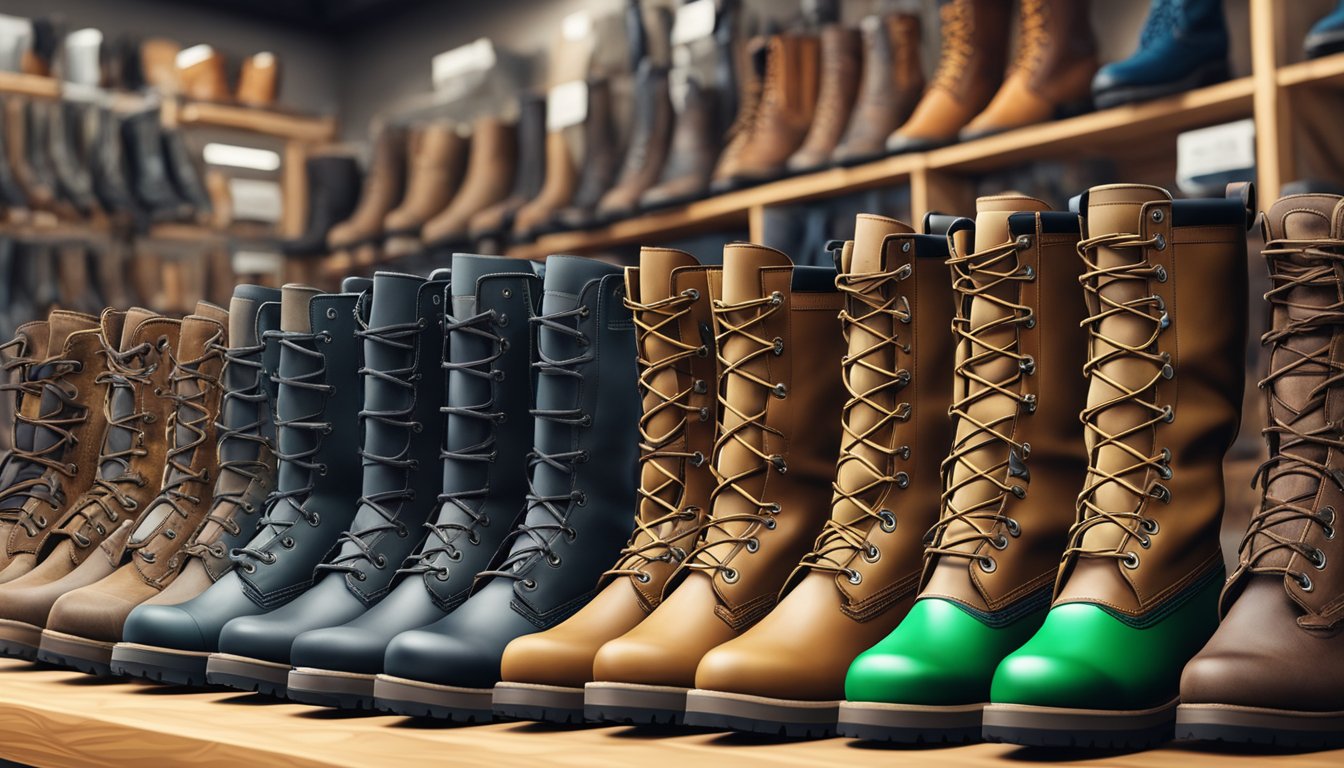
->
[[705, 35, 767, 196], [90, 109, 147, 226], [494, 247, 720, 723], [112, 287, 283, 682], [512, 128, 578, 240], [373, 255, 639, 722], [786, 24, 860, 174], [236, 51, 280, 107], [886, 0, 1010, 154], [551, 79, 622, 233], [328, 126, 408, 253], [284, 257, 541, 709], [281, 154, 362, 257], [36, 303, 229, 676], [586, 243, 845, 725], [982, 183, 1253, 748], [639, 76, 719, 210], [124, 109, 188, 220], [47, 101, 98, 217], [421, 118, 517, 251], [177, 45, 230, 103], [0, 100, 30, 209], [382, 123, 469, 256], [205, 272, 449, 696], [838, 198, 1090, 743], [140, 38, 181, 93], [468, 94, 546, 241], [596, 61, 674, 221], [56, 245, 103, 316], [163, 128, 213, 219], [960, 0, 1096, 141], [9, 98, 57, 212], [1176, 194, 1344, 749], [683, 215, 957, 737], [1092, 0, 1228, 110]]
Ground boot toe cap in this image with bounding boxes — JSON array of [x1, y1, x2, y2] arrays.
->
[[845, 647, 974, 705], [501, 629, 602, 688], [593, 634, 698, 688], [696, 639, 837, 701], [991, 649, 1112, 709], [218, 615, 297, 664], [291, 626, 389, 675], [384, 629, 502, 689], [48, 589, 137, 644], [122, 604, 210, 651]]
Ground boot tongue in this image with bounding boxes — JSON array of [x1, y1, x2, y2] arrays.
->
[[973, 194, 1049, 255], [45, 310, 99, 357], [228, 285, 282, 348], [541, 255, 623, 315], [722, 244, 792, 303], [119, 308, 159, 351], [637, 247, 701, 301], [852, 215, 914, 273], [452, 253, 515, 316], [180, 304, 229, 360], [280, 284, 322, 333]]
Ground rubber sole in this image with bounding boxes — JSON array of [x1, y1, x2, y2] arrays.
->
[[1092, 62, 1230, 111], [287, 667, 377, 710], [1176, 703, 1344, 749], [492, 682, 586, 724], [205, 653, 292, 698], [981, 699, 1178, 748], [836, 701, 984, 744], [0, 619, 42, 660], [373, 674, 494, 722], [684, 689, 838, 738], [584, 682, 688, 725], [36, 630, 114, 676], [110, 643, 211, 686]]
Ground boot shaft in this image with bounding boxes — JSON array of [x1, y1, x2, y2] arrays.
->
[[1014, 0, 1097, 92], [930, 0, 1010, 102]]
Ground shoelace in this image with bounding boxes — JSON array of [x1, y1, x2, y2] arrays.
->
[[1014, 0, 1049, 75], [604, 288, 707, 584], [319, 317, 428, 580], [1065, 231, 1172, 569], [231, 330, 332, 570], [400, 309, 507, 580], [1140, 0, 1181, 47], [800, 263, 914, 584], [1242, 237, 1344, 593], [924, 238, 1035, 571], [683, 290, 787, 584], [0, 338, 87, 526], [476, 304, 594, 590], [932, 0, 974, 93]]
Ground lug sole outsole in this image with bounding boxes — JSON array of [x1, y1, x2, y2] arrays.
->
[[684, 689, 838, 738], [206, 653, 291, 698], [492, 683, 586, 724], [110, 643, 211, 686], [836, 701, 984, 744], [287, 668, 377, 711], [36, 630, 114, 677], [584, 682, 688, 725], [373, 675, 494, 722], [981, 699, 1178, 749], [1176, 703, 1344, 748], [0, 619, 43, 660]]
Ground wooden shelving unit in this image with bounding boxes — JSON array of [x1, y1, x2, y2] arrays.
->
[[0, 71, 60, 100]]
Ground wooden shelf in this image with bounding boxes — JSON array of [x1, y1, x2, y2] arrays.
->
[[167, 98, 338, 143], [0, 71, 61, 100], [1277, 51, 1344, 89]]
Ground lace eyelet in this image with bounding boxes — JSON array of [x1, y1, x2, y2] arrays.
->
[[745, 537, 759, 553], [1153, 237, 1167, 254], [990, 534, 1008, 550], [978, 556, 997, 574], [863, 545, 880, 563], [1140, 518, 1160, 535], [1309, 548, 1327, 570], [521, 578, 537, 591], [375, 555, 387, 569], [772, 383, 788, 399], [772, 337, 784, 356], [769, 291, 784, 306], [878, 509, 897, 533], [502, 288, 513, 299], [448, 550, 463, 562], [326, 308, 338, 320], [310, 512, 322, 527], [574, 492, 588, 507], [1005, 517, 1021, 537], [1122, 552, 1141, 570], [282, 537, 295, 549], [722, 567, 739, 583], [165, 530, 177, 540], [243, 563, 257, 574], [435, 568, 450, 581], [895, 472, 910, 489], [1320, 506, 1336, 526], [317, 464, 329, 476], [355, 571, 368, 581], [1019, 356, 1036, 376], [690, 451, 706, 467], [636, 572, 652, 583], [846, 569, 862, 585], [697, 345, 709, 358], [1010, 485, 1026, 499], [1296, 573, 1314, 592], [547, 553, 562, 567]]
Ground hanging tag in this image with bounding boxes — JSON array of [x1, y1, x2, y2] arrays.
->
[[1176, 118, 1255, 196], [547, 80, 589, 132], [432, 38, 498, 93], [232, 249, 283, 276], [228, 178, 283, 223], [672, 0, 717, 46]]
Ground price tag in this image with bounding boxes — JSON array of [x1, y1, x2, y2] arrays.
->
[[232, 249, 283, 276], [672, 0, 717, 46], [432, 38, 498, 92], [547, 80, 589, 132], [228, 178, 283, 224], [563, 11, 593, 42], [1176, 118, 1255, 194]]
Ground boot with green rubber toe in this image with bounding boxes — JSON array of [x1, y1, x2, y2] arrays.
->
[[982, 182, 1253, 749], [838, 196, 1089, 743]]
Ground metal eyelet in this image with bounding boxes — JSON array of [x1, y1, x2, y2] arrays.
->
[[498, 313, 509, 327], [310, 512, 322, 527], [1140, 518, 1160, 535], [845, 569, 862, 585], [282, 537, 295, 549], [769, 291, 784, 306], [636, 572, 652, 583], [990, 534, 1008, 550], [1020, 356, 1036, 375], [772, 337, 784, 356], [1005, 517, 1021, 537], [1151, 209, 1165, 223], [693, 379, 708, 394], [1015, 235, 1031, 250], [722, 567, 739, 583], [878, 509, 897, 533], [863, 545, 880, 563], [901, 240, 912, 253], [165, 530, 177, 540], [1023, 394, 1038, 413], [317, 464, 329, 476], [1010, 485, 1026, 499], [574, 491, 587, 507], [978, 556, 997, 574], [1162, 405, 1175, 423], [1321, 506, 1337, 525], [895, 472, 910, 489], [1309, 548, 1327, 570], [690, 451, 706, 467], [547, 552, 562, 567], [502, 288, 513, 299], [1296, 573, 1314, 592], [1154, 264, 1168, 281], [771, 455, 788, 474], [521, 578, 537, 590], [435, 568, 450, 581], [355, 571, 368, 581], [326, 308, 338, 320], [243, 563, 257, 574], [1024, 313, 1036, 329], [1122, 552, 1141, 569], [1153, 235, 1167, 252], [448, 550, 463, 561], [772, 383, 788, 399], [1022, 265, 1035, 280], [697, 345, 709, 358], [375, 555, 387, 569], [897, 446, 911, 460], [745, 537, 759, 553], [699, 407, 711, 422]]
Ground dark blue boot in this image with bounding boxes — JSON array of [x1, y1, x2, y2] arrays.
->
[[1091, 0, 1229, 109], [1306, 1, 1344, 59]]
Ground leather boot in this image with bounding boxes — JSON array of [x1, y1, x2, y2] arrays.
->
[[1092, 0, 1228, 110], [512, 128, 579, 241], [8, 98, 57, 213], [140, 38, 181, 93], [421, 118, 517, 251], [382, 123, 469, 256], [124, 109, 188, 220], [839, 198, 1090, 743], [684, 215, 956, 737], [112, 287, 283, 682], [596, 61, 674, 222], [91, 109, 146, 226], [639, 76, 718, 210], [0, 309, 176, 592], [374, 255, 639, 722], [1177, 194, 1344, 749], [205, 272, 449, 696], [284, 257, 540, 709], [787, 24, 860, 174], [552, 79, 621, 233], [36, 303, 229, 676], [177, 45, 230, 103], [704, 34, 767, 197], [494, 247, 719, 723], [48, 101, 98, 217], [282, 154, 362, 257], [0, 100, 30, 210], [961, 0, 1096, 141], [328, 126, 408, 253], [468, 94, 546, 241], [587, 243, 844, 725], [236, 52, 280, 107], [886, 0, 1010, 154], [983, 183, 1253, 748], [56, 245, 103, 316], [163, 128, 213, 219]]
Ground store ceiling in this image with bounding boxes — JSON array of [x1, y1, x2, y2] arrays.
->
[[178, 0, 433, 31]]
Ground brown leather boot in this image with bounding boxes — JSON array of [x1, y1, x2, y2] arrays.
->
[[587, 243, 845, 725], [177, 45, 230, 103], [421, 116, 516, 250], [494, 248, 720, 723], [886, 0, 1010, 154], [1177, 194, 1344, 749], [706, 36, 767, 195], [328, 125, 408, 254], [38, 303, 229, 675], [512, 129, 578, 241], [639, 76, 720, 209], [684, 214, 957, 737], [983, 184, 1252, 748], [960, 0, 1097, 140], [833, 14, 924, 166], [554, 79, 623, 232], [236, 52, 280, 108], [468, 94, 546, 241], [786, 24, 861, 174], [140, 38, 182, 93], [597, 62, 675, 221], [383, 122, 469, 257]]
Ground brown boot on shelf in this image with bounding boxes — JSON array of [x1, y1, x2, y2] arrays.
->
[[886, 0, 1010, 154], [236, 52, 280, 108], [960, 0, 1097, 141], [639, 76, 719, 210], [553, 79, 622, 232], [706, 35, 767, 197], [140, 38, 182, 94], [512, 128, 578, 241], [176, 44, 231, 103], [596, 61, 675, 222], [327, 125, 408, 255], [468, 94, 546, 242], [832, 14, 924, 166], [787, 24, 861, 174], [382, 122, 469, 258], [421, 116, 517, 251]]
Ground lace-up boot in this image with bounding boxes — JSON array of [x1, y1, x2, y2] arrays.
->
[[839, 197, 1088, 743], [374, 255, 638, 722], [35, 302, 229, 675], [285, 257, 540, 710], [787, 24, 861, 174], [1177, 195, 1344, 749], [587, 243, 844, 725], [832, 14, 923, 166], [983, 183, 1253, 748], [0, 310, 176, 658], [1091, 0, 1228, 110], [112, 287, 283, 682], [683, 216, 954, 737], [495, 248, 719, 723]]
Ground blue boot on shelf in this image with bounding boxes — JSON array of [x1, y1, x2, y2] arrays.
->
[[1091, 0, 1229, 110], [1306, 1, 1344, 59]]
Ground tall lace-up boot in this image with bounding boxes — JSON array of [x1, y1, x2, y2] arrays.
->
[[685, 215, 955, 737], [0, 310, 177, 658], [983, 183, 1253, 748], [112, 287, 283, 682], [586, 243, 845, 725], [1177, 195, 1344, 748], [374, 255, 639, 722], [285, 257, 540, 710], [839, 197, 1089, 743], [36, 302, 229, 675], [832, 14, 923, 166], [494, 248, 719, 723], [786, 24, 861, 174]]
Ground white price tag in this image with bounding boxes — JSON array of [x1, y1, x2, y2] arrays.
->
[[1176, 118, 1255, 192], [563, 11, 593, 42], [228, 178, 283, 224], [547, 80, 589, 132], [432, 38, 498, 92], [672, 0, 717, 46], [232, 249, 283, 276]]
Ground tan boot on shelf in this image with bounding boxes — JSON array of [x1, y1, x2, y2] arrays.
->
[[512, 129, 578, 241], [327, 125, 408, 256], [382, 122, 469, 258], [832, 14, 924, 166], [236, 52, 280, 108], [421, 116, 516, 251], [787, 24, 861, 174], [468, 93, 546, 241], [140, 38, 182, 94], [706, 36, 767, 197], [177, 44, 231, 103]]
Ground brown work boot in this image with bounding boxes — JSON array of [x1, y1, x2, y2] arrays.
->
[[1177, 194, 1344, 749], [382, 122, 469, 257], [37, 303, 230, 675], [177, 45, 231, 103], [833, 14, 924, 166], [787, 24, 861, 174], [236, 51, 280, 107], [886, 0, 1010, 154], [685, 214, 957, 738], [587, 243, 845, 725], [468, 93, 546, 241], [512, 129, 579, 241], [960, 0, 1097, 140], [984, 183, 1253, 748], [494, 248, 720, 723], [328, 125, 408, 254], [639, 76, 720, 210], [422, 116, 517, 250], [596, 62, 675, 221]]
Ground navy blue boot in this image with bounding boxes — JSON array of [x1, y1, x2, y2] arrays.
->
[[1306, 1, 1344, 59], [1091, 0, 1229, 109]]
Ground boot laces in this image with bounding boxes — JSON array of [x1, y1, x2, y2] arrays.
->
[[932, 0, 974, 92], [1014, 0, 1049, 75]]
